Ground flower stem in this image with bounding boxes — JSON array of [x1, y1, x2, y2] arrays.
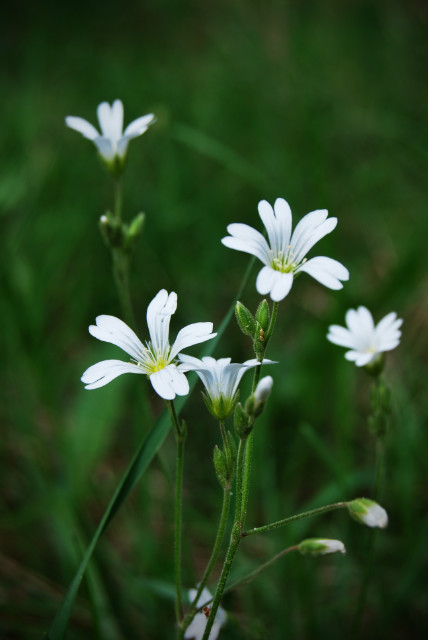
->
[[178, 488, 231, 638], [241, 501, 350, 537], [224, 544, 299, 594], [168, 401, 186, 624]]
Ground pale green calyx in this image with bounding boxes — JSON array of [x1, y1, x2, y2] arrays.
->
[[298, 538, 346, 556], [348, 498, 388, 529]]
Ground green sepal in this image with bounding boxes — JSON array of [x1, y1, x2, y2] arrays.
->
[[253, 321, 266, 359], [235, 301, 256, 337]]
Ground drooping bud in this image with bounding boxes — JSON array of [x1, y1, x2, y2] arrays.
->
[[235, 301, 256, 337], [298, 538, 346, 556], [348, 498, 388, 529], [246, 376, 274, 418], [255, 299, 270, 331]]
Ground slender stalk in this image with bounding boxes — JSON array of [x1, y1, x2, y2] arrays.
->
[[168, 401, 186, 624], [178, 488, 231, 638], [113, 177, 122, 220], [265, 301, 279, 343], [351, 375, 389, 637], [241, 501, 350, 537], [225, 545, 299, 594]]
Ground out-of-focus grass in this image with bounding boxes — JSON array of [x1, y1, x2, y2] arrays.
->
[[1, 1, 427, 638]]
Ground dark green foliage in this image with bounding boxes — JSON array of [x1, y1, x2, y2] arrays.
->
[[1, 1, 427, 639]]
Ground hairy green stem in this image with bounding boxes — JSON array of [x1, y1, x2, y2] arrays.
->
[[241, 501, 349, 537]]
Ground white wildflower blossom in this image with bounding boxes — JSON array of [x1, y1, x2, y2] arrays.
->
[[221, 197, 349, 302], [185, 588, 226, 640], [81, 290, 216, 400], [178, 355, 273, 419], [65, 99, 155, 170], [327, 306, 402, 367], [298, 538, 346, 556], [348, 498, 388, 529]]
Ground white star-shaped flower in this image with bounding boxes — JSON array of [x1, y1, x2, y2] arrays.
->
[[81, 290, 216, 400], [178, 355, 273, 419], [221, 198, 349, 302], [184, 588, 226, 640], [327, 306, 402, 367], [65, 99, 155, 171]]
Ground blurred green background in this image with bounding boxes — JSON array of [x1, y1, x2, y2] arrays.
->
[[1, 0, 427, 638]]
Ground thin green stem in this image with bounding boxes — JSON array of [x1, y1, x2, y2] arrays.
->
[[201, 523, 241, 640], [225, 545, 299, 594], [241, 501, 350, 537], [178, 488, 231, 638], [168, 401, 185, 624], [240, 431, 253, 524], [265, 301, 279, 343], [114, 177, 122, 220], [112, 247, 135, 328]]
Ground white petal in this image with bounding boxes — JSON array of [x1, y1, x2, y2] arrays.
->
[[81, 359, 142, 389], [270, 271, 294, 301], [146, 290, 177, 355], [88, 315, 144, 360], [345, 351, 374, 366], [375, 312, 402, 339], [298, 256, 349, 290], [292, 217, 337, 263], [222, 223, 271, 265], [150, 364, 189, 399], [273, 198, 293, 246], [110, 99, 124, 142], [169, 322, 216, 360], [256, 265, 277, 295], [258, 200, 281, 254], [327, 325, 357, 349], [289, 209, 329, 256], [65, 116, 100, 140], [93, 137, 115, 161], [123, 113, 156, 137], [97, 102, 114, 139]]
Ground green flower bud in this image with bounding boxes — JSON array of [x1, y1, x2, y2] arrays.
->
[[348, 498, 388, 529], [98, 211, 123, 248], [298, 538, 346, 556], [126, 212, 145, 246], [246, 376, 274, 417], [213, 445, 228, 488], [235, 301, 256, 337], [234, 402, 252, 439], [255, 299, 270, 331]]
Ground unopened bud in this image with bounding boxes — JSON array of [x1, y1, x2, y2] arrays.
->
[[348, 498, 388, 529], [298, 538, 346, 556], [255, 299, 270, 331], [235, 301, 256, 337], [213, 445, 228, 488], [126, 212, 145, 245], [246, 376, 273, 417], [234, 402, 252, 439]]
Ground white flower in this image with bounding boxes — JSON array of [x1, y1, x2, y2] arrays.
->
[[81, 290, 216, 400], [348, 498, 388, 529], [298, 538, 346, 556], [327, 306, 403, 367], [178, 355, 273, 419], [185, 588, 226, 640], [221, 197, 349, 302], [65, 99, 155, 169]]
